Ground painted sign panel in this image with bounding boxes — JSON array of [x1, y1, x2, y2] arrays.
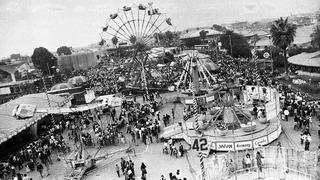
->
[[268, 130, 278, 143], [216, 142, 234, 151], [253, 136, 268, 148], [235, 141, 252, 150]]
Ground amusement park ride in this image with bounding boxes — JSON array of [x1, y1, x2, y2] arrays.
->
[[64, 3, 174, 179], [63, 3, 283, 180], [99, 3, 175, 97]]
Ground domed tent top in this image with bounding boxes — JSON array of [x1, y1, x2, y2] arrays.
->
[[51, 83, 74, 91], [67, 76, 87, 86]]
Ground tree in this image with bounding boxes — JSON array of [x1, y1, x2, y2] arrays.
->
[[199, 30, 207, 44], [31, 47, 57, 76], [112, 36, 118, 47], [57, 46, 72, 56], [270, 17, 297, 74], [220, 30, 251, 58], [165, 31, 174, 41], [311, 25, 320, 49]]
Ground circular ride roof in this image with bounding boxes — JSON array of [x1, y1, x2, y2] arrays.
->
[[288, 51, 320, 67], [51, 83, 74, 91]]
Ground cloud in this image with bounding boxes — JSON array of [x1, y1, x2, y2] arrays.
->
[[245, 4, 256, 11], [30, 3, 66, 13]]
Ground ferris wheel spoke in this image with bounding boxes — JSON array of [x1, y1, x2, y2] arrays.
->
[[141, 14, 153, 38], [143, 21, 167, 44], [130, 10, 138, 38], [144, 24, 172, 45], [111, 19, 132, 41], [137, 8, 141, 37], [117, 15, 135, 40], [142, 14, 161, 39], [102, 28, 127, 43], [122, 11, 137, 37], [140, 9, 147, 38], [108, 25, 130, 43]]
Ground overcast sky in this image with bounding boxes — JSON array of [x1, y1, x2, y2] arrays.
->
[[0, 0, 319, 58]]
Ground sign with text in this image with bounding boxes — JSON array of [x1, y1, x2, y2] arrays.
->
[[209, 142, 216, 150], [192, 138, 209, 152], [206, 95, 215, 102], [253, 136, 268, 148], [185, 98, 193, 105], [216, 142, 234, 151], [268, 130, 278, 143], [235, 141, 252, 150]]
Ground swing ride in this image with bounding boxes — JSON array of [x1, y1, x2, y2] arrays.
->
[[161, 51, 282, 153]]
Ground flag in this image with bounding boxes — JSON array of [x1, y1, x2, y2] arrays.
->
[[138, 4, 147, 10], [110, 13, 118, 19], [123, 6, 131, 11], [102, 26, 108, 32], [166, 18, 172, 26]]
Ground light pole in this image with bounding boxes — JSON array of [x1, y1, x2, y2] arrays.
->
[[268, 35, 274, 73], [169, 64, 205, 179], [41, 72, 55, 124]]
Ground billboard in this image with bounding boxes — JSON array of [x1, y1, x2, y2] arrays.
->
[[14, 104, 37, 118], [58, 52, 99, 71]]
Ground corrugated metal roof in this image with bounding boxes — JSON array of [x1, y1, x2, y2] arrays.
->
[[0, 93, 69, 144]]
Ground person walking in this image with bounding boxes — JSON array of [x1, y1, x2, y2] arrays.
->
[[305, 135, 311, 151], [115, 164, 120, 177], [140, 162, 147, 177], [36, 162, 44, 178], [284, 109, 289, 121], [172, 108, 175, 119], [256, 151, 264, 172]]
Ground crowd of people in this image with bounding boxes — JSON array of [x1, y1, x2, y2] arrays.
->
[[279, 84, 319, 151], [1, 48, 320, 180], [0, 119, 68, 179]]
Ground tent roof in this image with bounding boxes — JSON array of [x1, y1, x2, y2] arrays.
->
[[0, 93, 69, 144], [288, 51, 320, 67]]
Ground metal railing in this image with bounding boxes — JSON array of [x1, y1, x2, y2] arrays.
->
[[196, 146, 320, 180]]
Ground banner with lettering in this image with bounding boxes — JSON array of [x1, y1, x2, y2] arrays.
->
[[265, 101, 277, 120]]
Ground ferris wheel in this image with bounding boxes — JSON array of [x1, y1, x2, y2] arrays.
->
[[99, 3, 175, 97], [100, 3, 174, 47]]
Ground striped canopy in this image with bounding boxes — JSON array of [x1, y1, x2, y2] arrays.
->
[[51, 83, 73, 91]]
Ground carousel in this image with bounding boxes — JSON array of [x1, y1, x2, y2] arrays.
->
[[160, 52, 282, 152]]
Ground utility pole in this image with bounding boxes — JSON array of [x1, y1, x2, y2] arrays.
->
[[229, 35, 233, 57], [268, 35, 274, 73]]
